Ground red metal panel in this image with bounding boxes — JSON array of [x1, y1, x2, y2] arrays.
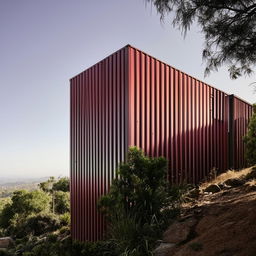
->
[[127, 46, 233, 183], [71, 45, 252, 242], [232, 96, 253, 169], [70, 47, 129, 241]]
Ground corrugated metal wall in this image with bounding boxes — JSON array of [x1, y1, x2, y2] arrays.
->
[[70, 45, 252, 242], [230, 95, 253, 169], [70, 47, 128, 241], [128, 46, 229, 184]]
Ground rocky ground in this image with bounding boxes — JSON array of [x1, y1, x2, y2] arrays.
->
[[155, 166, 256, 256]]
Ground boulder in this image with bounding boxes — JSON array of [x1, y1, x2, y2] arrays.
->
[[154, 243, 175, 256], [0, 237, 14, 248], [224, 178, 245, 187], [204, 184, 221, 193], [163, 218, 197, 244]]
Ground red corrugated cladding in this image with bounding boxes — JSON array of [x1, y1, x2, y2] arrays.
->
[[70, 47, 128, 241], [128, 46, 231, 183], [230, 95, 253, 169], [70, 45, 253, 242]]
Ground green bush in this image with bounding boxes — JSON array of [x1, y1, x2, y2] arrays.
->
[[52, 178, 69, 192], [99, 147, 175, 223], [0, 250, 12, 256], [59, 213, 70, 226], [72, 240, 118, 256], [22, 214, 61, 236], [244, 104, 256, 166], [99, 147, 182, 255], [0, 190, 51, 232], [54, 191, 70, 214]]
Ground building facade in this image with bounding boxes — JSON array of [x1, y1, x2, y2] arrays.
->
[[70, 45, 253, 241]]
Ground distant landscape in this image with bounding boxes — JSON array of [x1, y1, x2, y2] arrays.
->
[[0, 177, 49, 199]]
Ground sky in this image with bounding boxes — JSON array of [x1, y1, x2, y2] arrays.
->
[[0, 0, 255, 179]]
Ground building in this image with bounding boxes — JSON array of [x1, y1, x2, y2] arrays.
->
[[70, 45, 253, 241]]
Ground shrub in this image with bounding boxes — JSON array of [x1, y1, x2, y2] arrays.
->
[[99, 147, 182, 255], [59, 213, 70, 226], [0, 190, 51, 229], [22, 214, 61, 236], [52, 178, 69, 192], [54, 191, 70, 214], [244, 104, 256, 166], [0, 250, 12, 256], [99, 147, 175, 223], [72, 240, 118, 256]]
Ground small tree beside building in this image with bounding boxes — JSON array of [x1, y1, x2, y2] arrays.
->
[[244, 104, 256, 166]]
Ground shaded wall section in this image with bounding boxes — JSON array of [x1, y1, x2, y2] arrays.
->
[[128, 46, 229, 184], [229, 95, 253, 169], [70, 47, 128, 241]]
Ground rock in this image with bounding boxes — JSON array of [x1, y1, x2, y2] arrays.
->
[[224, 178, 245, 187], [0, 237, 14, 248], [245, 169, 256, 181], [153, 243, 175, 256], [163, 218, 197, 244], [204, 184, 221, 193]]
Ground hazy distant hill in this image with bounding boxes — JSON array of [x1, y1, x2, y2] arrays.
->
[[0, 176, 49, 185], [0, 177, 50, 198]]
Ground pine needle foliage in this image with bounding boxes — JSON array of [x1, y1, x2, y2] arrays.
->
[[146, 0, 256, 79]]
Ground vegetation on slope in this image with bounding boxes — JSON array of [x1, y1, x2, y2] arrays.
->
[[0, 148, 185, 256]]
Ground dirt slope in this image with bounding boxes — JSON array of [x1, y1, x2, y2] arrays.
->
[[166, 167, 256, 256]]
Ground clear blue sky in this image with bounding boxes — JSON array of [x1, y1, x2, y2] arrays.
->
[[0, 0, 255, 178]]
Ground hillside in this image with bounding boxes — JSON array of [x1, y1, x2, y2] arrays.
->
[[0, 177, 49, 198], [155, 167, 256, 256]]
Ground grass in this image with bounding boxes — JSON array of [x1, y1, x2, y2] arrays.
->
[[200, 167, 254, 190]]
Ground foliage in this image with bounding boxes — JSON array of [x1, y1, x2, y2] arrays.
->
[[99, 147, 174, 222], [147, 0, 256, 79], [0, 250, 12, 256], [39, 177, 69, 193], [0, 198, 11, 213], [99, 147, 182, 255], [54, 191, 70, 214], [59, 213, 71, 226], [52, 178, 69, 192], [0, 160, 184, 256], [244, 104, 256, 165], [39, 177, 56, 193], [22, 214, 61, 236], [0, 177, 74, 256], [72, 240, 118, 256], [0, 190, 50, 229], [39, 177, 70, 214]]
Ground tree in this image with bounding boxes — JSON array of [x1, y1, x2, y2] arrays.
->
[[98, 147, 182, 255], [0, 190, 51, 229], [52, 177, 69, 192], [54, 191, 70, 214], [146, 0, 256, 78], [99, 147, 172, 224], [244, 104, 256, 165], [39, 177, 56, 193], [39, 177, 70, 214]]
